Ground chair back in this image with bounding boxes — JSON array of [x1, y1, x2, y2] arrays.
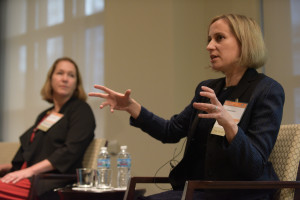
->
[[0, 142, 20, 164], [268, 124, 300, 200], [82, 138, 107, 169]]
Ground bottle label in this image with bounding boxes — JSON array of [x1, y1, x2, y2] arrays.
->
[[117, 158, 131, 168], [97, 158, 111, 168]]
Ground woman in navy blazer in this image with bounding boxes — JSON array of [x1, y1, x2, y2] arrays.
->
[[90, 14, 284, 200]]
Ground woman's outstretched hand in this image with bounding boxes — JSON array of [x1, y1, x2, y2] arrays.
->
[[89, 85, 141, 118]]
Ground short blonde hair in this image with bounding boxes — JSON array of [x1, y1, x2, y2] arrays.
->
[[209, 14, 267, 69], [41, 57, 87, 103]]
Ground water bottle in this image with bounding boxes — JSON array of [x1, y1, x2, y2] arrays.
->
[[96, 147, 111, 188], [97, 147, 111, 169], [117, 145, 131, 188]]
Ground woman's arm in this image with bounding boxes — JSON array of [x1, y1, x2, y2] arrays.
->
[[1, 159, 54, 184]]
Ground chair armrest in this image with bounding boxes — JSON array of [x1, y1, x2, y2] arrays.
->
[[28, 173, 76, 200], [181, 180, 300, 200], [123, 176, 169, 200]]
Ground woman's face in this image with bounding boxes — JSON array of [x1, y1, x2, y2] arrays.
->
[[206, 19, 241, 74], [51, 60, 77, 101]]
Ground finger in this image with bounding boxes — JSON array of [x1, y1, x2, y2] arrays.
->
[[211, 105, 218, 112], [194, 102, 219, 114], [12, 177, 21, 184], [201, 86, 214, 92], [200, 89, 221, 105], [93, 84, 105, 90], [193, 102, 210, 110], [201, 86, 217, 98], [99, 102, 115, 113], [100, 102, 111, 108], [2, 177, 12, 183], [200, 91, 216, 99], [124, 89, 131, 98], [94, 85, 114, 94], [198, 113, 219, 119], [88, 92, 108, 98]]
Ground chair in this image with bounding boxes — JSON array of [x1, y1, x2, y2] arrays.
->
[[0, 142, 20, 176], [0, 142, 20, 164], [123, 124, 300, 200], [28, 138, 107, 200], [181, 124, 300, 200], [124, 177, 170, 200]]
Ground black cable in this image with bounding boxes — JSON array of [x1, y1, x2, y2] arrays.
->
[[153, 138, 187, 191]]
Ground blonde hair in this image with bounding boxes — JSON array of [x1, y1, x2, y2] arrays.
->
[[41, 57, 87, 103], [209, 14, 267, 69]]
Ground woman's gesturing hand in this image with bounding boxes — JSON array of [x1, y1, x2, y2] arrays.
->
[[89, 85, 141, 118], [193, 86, 238, 143], [89, 85, 131, 112]]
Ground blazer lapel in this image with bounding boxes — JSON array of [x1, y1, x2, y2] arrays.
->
[[227, 68, 262, 102]]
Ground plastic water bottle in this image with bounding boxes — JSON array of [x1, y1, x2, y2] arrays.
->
[[117, 145, 131, 188], [97, 147, 111, 169], [96, 147, 111, 188]]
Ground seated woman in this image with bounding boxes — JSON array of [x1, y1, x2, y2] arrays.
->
[[89, 14, 285, 200], [0, 57, 96, 200]]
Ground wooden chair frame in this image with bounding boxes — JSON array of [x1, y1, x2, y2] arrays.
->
[[124, 177, 300, 200], [181, 180, 300, 200], [28, 174, 76, 200], [123, 177, 169, 200]]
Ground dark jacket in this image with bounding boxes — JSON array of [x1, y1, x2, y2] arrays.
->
[[130, 68, 285, 198], [11, 97, 95, 195]]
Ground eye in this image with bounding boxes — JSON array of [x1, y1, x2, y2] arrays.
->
[[56, 71, 63, 75], [216, 34, 225, 42], [68, 73, 76, 78]]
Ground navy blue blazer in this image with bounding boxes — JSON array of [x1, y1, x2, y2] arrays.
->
[[131, 68, 285, 194]]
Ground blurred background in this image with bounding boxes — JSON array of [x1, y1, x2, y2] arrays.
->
[[0, 0, 299, 195]]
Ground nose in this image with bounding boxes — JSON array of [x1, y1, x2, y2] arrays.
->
[[62, 74, 68, 81], [206, 40, 215, 51]]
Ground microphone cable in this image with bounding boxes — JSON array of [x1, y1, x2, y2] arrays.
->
[[153, 138, 187, 191]]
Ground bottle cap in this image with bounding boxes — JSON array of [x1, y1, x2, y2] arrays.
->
[[120, 145, 127, 150]]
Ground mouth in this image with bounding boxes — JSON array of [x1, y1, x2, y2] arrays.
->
[[210, 54, 219, 62], [59, 85, 68, 89]]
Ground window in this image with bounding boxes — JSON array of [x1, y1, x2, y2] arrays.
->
[[1, 0, 105, 141]]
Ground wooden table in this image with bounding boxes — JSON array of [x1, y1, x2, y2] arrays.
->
[[57, 187, 145, 200]]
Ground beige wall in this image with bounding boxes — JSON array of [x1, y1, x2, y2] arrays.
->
[[102, 0, 261, 195], [263, 0, 300, 125]]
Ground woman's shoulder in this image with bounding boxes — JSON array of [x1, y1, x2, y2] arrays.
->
[[258, 73, 284, 93], [262, 73, 282, 84], [68, 98, 90, 106], [62, 98, 93, 114]]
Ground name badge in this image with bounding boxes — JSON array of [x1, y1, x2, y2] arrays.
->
[[211, 100, 247, 136], [37, 113, 64, 132]]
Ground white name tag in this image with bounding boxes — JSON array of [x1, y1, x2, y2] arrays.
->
[[37, 113, 64, 132], [211, 100, 247, 136]]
